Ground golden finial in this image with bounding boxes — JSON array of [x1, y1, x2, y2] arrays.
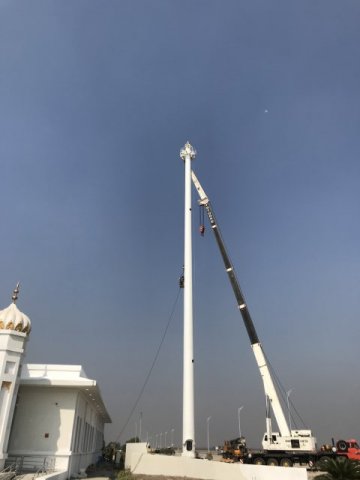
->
[[12, 282, 20, 304]]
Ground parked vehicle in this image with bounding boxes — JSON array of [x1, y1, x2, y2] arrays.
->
[[221, 436, 360, 467]]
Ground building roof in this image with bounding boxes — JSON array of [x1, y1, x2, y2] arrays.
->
[[20, 364, 111, 423], [0, 302, 31, 334], [0, 283, 31, 334]]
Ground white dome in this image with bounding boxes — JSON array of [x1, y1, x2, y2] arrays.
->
[[0, 302, 31, 334]]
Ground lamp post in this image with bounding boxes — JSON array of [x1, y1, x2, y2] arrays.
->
[[171, 428, 175, 447], [160, 432, 162, 449], [165, 431, 168, 448], [139, 412, 142, 442], [286, 389, 293, 431], [238, 406, 244, 438], [180, 141, 196, 458], [155, 434, 158, 449], [207, 416, 211, 452]]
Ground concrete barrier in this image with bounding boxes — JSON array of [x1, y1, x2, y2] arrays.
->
[[125, 443, 149, 470], [126, 447, 308, 480]]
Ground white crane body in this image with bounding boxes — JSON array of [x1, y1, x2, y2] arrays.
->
[[191, 170, 316, 453]]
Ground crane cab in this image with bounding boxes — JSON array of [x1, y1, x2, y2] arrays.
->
[[262, 430, 316, 452]]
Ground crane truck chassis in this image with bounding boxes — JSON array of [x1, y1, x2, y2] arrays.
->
[[222, 437, 360, 467]]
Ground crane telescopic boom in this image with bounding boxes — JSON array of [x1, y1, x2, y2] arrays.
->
[[191, 170, 292, 440]]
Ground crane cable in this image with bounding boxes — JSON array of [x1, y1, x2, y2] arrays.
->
[[265, 352, 308, 429], [115, 286, 182, 443]]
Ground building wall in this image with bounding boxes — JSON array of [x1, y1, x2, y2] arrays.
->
[[9, 387, 77, 454], [0, 331, 27, 469], [8, 387, 106, 476], [68, 392, 104, 475]]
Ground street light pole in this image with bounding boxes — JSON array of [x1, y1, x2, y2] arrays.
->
[[238, 406, 244, 438], [139, 412, 142, 442], [286, 389, 293, 431], [207, 416, 211, 452], [171, 428, 175, 447], [165, 431, 168, 448]]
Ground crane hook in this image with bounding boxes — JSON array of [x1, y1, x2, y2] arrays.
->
[[199, 205, 205, 236]]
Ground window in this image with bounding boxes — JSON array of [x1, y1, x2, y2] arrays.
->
[[0, 382, 12, 430], [73, 417, 82, 452], [5, 362, 16, 375]]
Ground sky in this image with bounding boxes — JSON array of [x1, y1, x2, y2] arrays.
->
[[1, 0, 360, 450]]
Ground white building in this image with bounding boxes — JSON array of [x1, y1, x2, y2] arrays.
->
[[0, 287, 111, 479], [0, 285, 31, 470], [7, 364, 111, 477]]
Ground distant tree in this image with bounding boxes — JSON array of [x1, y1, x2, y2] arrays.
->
[[315, 457, 360, 480], [103, 441, 121, 461]]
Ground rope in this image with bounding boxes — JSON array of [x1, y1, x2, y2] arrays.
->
[[115, 287, 182, 443]]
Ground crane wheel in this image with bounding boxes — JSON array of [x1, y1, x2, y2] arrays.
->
[[253, 457, 265, 465], [337, 440, 348, 452], [267, 458, 278, 466], [280, 458, 293, 467]]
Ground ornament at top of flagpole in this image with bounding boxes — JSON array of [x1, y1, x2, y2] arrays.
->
[[180, 141, 196, 161]]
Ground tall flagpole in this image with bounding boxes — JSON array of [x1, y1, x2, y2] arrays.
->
[[180, 141, 196, 457]]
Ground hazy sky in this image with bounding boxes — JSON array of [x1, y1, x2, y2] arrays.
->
[[1, 0, 360, 449]]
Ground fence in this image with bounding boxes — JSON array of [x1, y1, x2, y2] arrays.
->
[[4, 455, 56, 476]]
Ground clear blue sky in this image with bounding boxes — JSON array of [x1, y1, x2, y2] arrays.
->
[[1, 0, 360, 449]]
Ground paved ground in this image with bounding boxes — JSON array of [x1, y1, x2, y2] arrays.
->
[[86, 477, 112, 480], [132, 477, 200, 480], [86, 465, 116, 480], [307, 472, 321, 480]]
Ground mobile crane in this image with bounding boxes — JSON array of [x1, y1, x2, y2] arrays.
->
[[191, 170, 318, 465]]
